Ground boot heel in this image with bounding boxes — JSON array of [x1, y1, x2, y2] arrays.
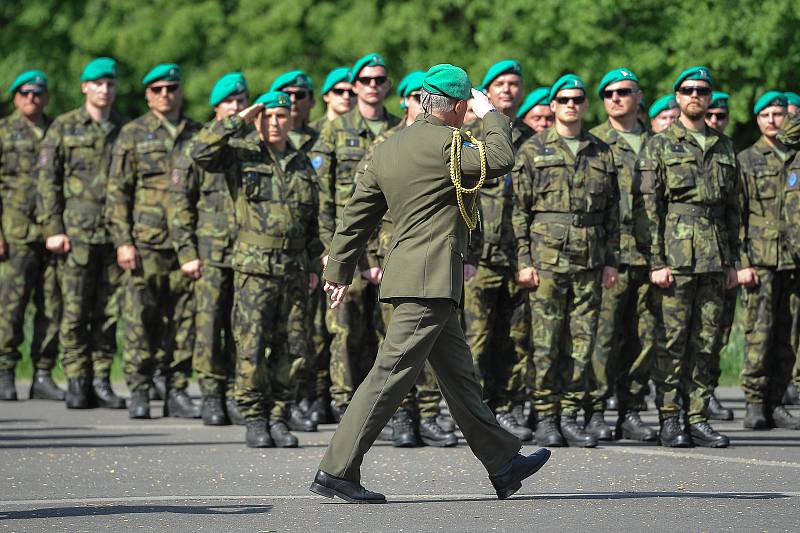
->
[[309, 482, 335, 498], [496, 481, 522, 500]]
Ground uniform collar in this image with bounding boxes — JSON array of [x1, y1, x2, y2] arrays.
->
[[9, 109, 50, 131], [144, 110, 187, 134]]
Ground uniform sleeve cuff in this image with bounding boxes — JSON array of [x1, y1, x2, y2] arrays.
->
[[323, 256, 356, 285]]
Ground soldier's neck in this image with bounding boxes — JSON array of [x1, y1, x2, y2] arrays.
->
[[608, 113, 638, 133], [762, 134, 783, 150], [269, 140, 287, 154], [85, 101, 112, 123], [555, 120, 582, 138], [357, 99, 385, 121], [679, 113, 705, 132], [21, 111, 45, 127], [326, 108, 339, 122], [152, 108, 181, 124]]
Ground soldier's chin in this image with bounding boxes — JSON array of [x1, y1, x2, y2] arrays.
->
[[684, 108, 706, 121]]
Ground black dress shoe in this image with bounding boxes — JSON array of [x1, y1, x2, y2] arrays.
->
[[164, 389, 201, 418], [128, 390, 151, 419], [659, 416, 690, 447], [66, 377, 94, 409], [288, 405, 318, 432], [419, 416, 458, 447], [705, 394, 734, 421], [616, 411, 657, 441], [307, 397, 329, 424], [330, 400, 346, 423], [771, 405, 800, 430], [226, 396, 246, 426], [496, 411, 533, 442], [309, 470, 386, 503], [0, 370, 17, 401], [391, 409, 420, 447], [489, 448, 552, 499], [743, 403, 768, 430], [436, 413, 456, 433], [29, 370, 65, 401], [560, 414, 597, 448], [245, 419, 274, 448], [535, 416, 565, 447], [783, 383, 800, 406], [93, 378, 126, 409], [585, 412, 614, 441], [689, 421, 729, 448], [269, 420, 299, 448], [202, 396, 230, 426]]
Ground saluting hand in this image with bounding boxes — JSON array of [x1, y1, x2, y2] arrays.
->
[[324, 281, 349, 309], [237, 103, 264, 124], [470, 89, 497, 119]]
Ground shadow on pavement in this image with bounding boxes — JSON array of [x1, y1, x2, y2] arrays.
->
[[0, 418, 42, 424], [387, 491, 792, 504], [0, 433, 166, 441], [0, 504, 272, 520]]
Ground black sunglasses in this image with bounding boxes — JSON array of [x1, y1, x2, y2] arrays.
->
[[677, 85, 712, 96], [148, 83, 180, 94], [407, 92, 421, 101], [555, 95, 586, 105], [331, 88, 355, 97], [357, 76, 387, 86], [18, 88, 44, 97], [602, 88, 638, 99], [706, 112, 728, 120], [284, 89, 309, 101]]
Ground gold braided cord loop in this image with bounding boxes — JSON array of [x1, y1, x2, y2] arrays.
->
[[449, 128, 487, 231]]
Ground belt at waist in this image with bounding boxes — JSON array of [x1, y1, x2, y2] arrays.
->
[[534, 212, 604, 227], [237, 230, 305, 250], [668, 202, 724, 218]]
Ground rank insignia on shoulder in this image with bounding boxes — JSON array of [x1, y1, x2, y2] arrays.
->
[[539, 147, 555, 155], [311, 155, 323, 170], [463, 141, 478, 150], [789, 172, 798, 189]]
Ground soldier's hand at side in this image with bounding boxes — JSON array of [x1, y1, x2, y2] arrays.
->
[[180, 259, 203, 280], [361, 267, 382, 285], [117, 244, 140, 271], [602, 266, 619, 289], [650, 267, 673, 288], [724, 267, 739, 290], [515, 266, 539, 288], [470, 89, 496, 119], [0, 239, 6, 260], [45, 234, 71, 254], [309, 272, 319, 291], [737, 267, 760, 287], [237, 103, 264, 124], [324, 281, 349, 309]]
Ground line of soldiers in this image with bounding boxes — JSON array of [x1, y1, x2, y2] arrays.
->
[[2, 54, 800, 450]]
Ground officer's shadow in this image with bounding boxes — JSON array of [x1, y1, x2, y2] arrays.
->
[[0, 503, 273, 520], [386, 490, 791, 504]]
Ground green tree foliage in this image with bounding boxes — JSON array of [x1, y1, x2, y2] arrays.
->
[[1, 0, 799, 146]]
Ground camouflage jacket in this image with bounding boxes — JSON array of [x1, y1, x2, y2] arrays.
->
[[191, 116, 323, 276], [36, 106, 124, 244], [0, 110, 51, 243], [632, 121, 741, 273], [512, 126, 620, 274], [309, 115, 330, 132], [589, 120, 650, 267], [168, 120, 238, 268], [777, 112, 800, 149], [309, 106, 400, 250], [737, 137, 799, 270], [288, 123, 319, 154]]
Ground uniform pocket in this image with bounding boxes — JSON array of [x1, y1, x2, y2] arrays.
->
[[665, 213, 693, 268], [132, 204, 168, 245]]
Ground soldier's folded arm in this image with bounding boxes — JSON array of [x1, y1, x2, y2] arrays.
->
[[36, 123, 66, 237], [190, 116, 242, 172], [777, 112, 800, 149]]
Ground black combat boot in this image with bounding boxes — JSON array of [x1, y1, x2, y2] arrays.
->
[[743, 403, 768, 430], [269, 420, 299, 448], [496, 411, 533, 442], [66, 377, 94, 409], [585, 411, 614, 441], [560, 414, 598, 448], [29, 369, 65, 400], [419, 416, 458, 447], [164, 388, 201, 418], [771, 405, 800, 430], [391, 409, 420, 447], [307, 397, 329, 424], [535, 416, 565, 447], [128, 390, 151, 419], [150, 373, 167, 401], [659, 416, 690, 447], [436, 413, 456, 432], [705, 394, 734, 421], [93, 377, 125, 409], [0, 369, 18, 401], [201, 396, 229, 426], [288, 405, 318, 432], [689, 420, 729, 447], [511, 404, 527, 427], [616, 411, 657, 441], [783, 384, 800, 406], [225, 396, 246, 425], [245, 419, 274, 448], [329, 400, 346, 423]]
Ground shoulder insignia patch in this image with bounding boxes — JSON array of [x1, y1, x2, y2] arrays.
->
[[463, 141, 478, 150], [789, 172, 798, 189], [311, 155, 324, 170]]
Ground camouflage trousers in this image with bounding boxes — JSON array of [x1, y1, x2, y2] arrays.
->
[[590, 265, 658, 414], [122, 247, 194, 392], [711, 287, 737, 388], [463, 264, 531, 413], [381, 302, 442, 418], [326, 275, 380, 408], [653, 273, 723, 424], [59, 242, 122, 380], [740, 268, 800, 406], [0, 241, 61, 371], [193, 264, 235, 397], [299, 284, 332, 400], [232, 271, 307, 422], [529, 269, 601, 417]]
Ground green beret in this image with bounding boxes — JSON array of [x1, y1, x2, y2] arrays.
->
[[398, 70, 426, 110], [209, 72, 247, 107], [350, 53, 386, 82], [597, 67, 639, 96], [255, 91, 291, 109], [422, 63, 471, 101], [548, 74, 585, 101], [80, 57, 117, 82], [784, 91, 800, 107], [478, 60, 522, 91], [648, 94, 678, 118], [9, 70, 48, 94], [321, 67, 351, 95], [270, 70, 313, 92], [753, 90, 788, 115], [516, 87, 551, 118], [672, 66, 712, 91], [142, 63, 181, 86], [709, 91, 729, 109]]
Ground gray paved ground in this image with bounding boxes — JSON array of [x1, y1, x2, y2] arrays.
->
[[1, 386, 799, 532]]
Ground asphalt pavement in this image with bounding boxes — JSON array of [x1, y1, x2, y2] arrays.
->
[[1, 385, 798, 532]]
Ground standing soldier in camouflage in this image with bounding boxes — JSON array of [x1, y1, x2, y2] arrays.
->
[[311, 67, 355, 131], [191, 91, 323, 448], [633, 67, 740, 448], [588, 68, 658, 442], [513, 74, 620, 448], [517, 87, 554, 134], [465, 60, 533, 441], [648, 95, 679, 134], [309, 53, 400, 420], [107, 63, 201, 420], [168, 72, 248, 426], [270, 70, 319, 154], [738, 92, 800, 430], [0, 70, 64, 402], [37, 58, 125, 409]]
